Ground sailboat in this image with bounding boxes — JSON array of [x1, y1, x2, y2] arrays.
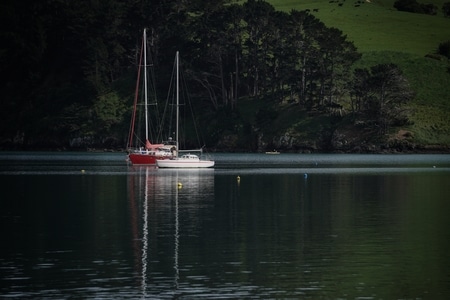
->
[[156, 52, 214, 169], [127, 29, 175, 165]]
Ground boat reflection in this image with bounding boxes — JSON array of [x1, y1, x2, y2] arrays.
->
[[127, 166, 214, 298]]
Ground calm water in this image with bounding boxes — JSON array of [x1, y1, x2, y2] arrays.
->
[[1, 152, 450, 299]]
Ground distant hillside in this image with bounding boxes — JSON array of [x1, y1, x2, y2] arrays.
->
[[269, 0, 450, 55], [266, 0, 450, 148]]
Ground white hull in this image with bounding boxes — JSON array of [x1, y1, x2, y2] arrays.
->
[[156, 159, 214, 168], [156, 154, 214, 168]]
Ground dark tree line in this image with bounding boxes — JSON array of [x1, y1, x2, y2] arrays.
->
[[394, 0, 440, 15], [184, 0, 361, 112], [0, 0, 413, 149]]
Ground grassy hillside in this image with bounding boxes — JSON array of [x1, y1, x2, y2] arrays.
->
[[269, 0, 450, 55], [266, 0, 450, 147], [355, 51, 450, 145]]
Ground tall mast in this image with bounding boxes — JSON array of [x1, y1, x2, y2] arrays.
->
[[175, 51, 179, 157], [143, 29, 149, 141]]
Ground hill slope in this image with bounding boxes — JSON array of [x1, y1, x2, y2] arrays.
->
[[269, 0, 450, 55], [265, 0, 450, 149]]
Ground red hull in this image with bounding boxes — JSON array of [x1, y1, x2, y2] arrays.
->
[[128, 153, 171, 165]]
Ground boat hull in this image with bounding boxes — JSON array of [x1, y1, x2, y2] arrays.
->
[[156, 159, 214, 168], [128, 153, 172, 165]]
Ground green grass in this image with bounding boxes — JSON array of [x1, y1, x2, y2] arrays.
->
[[268, 0, 450, 56], [355, 51, 449, 105]]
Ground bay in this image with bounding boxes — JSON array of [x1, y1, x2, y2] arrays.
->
[[1, 152, 449, 299]]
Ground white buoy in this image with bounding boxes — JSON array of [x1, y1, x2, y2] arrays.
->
[[304, 173, 308, 178]]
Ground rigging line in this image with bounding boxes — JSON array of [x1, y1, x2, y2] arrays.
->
[[161, 55, 178, 142], [135, 136, 143, 145], [179, 60, 205, 150], [127, 36, 144, 149], [145, 33, 164, 142], [138, 76, 160, 145], [159, 70, 171, 141]]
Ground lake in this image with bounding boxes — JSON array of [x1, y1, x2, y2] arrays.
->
[[1, 152, 450, 299]]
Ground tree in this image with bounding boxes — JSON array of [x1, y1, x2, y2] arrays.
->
[[394, 0, 423, 13], [284, 11, 322, 108], [437, 40, 450, 59], [315, 27, 361, 107], [422, 3, 438, 15], [349, 68, 371, 113], [93, 91, 127, 132], [394, 0, 438, 15], [183, 2, 245, 112], [240, 0, 277, 98], [351, 64, 414, 134], [443, 2, 450, 17]]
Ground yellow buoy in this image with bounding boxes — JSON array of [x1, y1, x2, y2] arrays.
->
[[177, 182, 183, 189]]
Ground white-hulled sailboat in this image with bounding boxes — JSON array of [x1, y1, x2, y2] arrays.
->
[[156, 52, 214, 169]]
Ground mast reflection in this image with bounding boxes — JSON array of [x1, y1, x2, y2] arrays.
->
[[127, 167, 214, 297]]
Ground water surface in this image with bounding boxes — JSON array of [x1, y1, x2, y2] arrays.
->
[[1, 152, 449, 298]]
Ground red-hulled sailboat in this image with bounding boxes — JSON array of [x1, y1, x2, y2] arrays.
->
[[127, 29, 175, 165]]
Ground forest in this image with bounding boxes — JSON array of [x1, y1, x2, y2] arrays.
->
[[0, 0, 448, 152]]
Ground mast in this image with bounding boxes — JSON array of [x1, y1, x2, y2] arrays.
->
[[144, 29, 149, 141], [175, 51, 179, 158]]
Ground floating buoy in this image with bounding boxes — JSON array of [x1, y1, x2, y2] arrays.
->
[[81, 169, 85, 174], [177, 182, 183, 189], [237, 176, 240, 185], [304, 173, 308, 178]]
